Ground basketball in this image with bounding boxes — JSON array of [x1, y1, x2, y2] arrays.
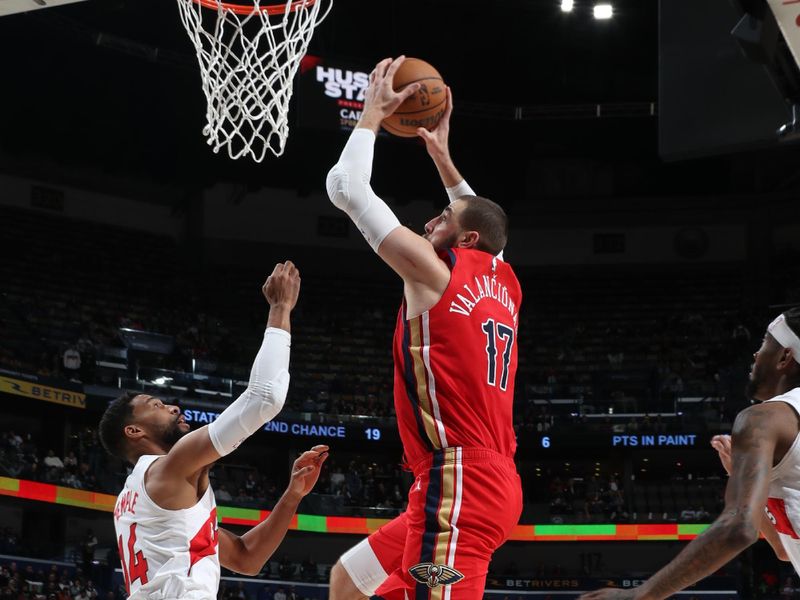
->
[[381, 58, 447, 138]]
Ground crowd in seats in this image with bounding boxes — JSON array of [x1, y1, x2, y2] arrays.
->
[[545, 474, 629, 524], [515, 265, 760, 417], [0, 560, 114, 600], [210, 455, 407, 516], [1, 206, 795, 526], [0, 426, 409, 518], [0, 205, 770, 427], [537, 464, 726, 524], [2, 423, 728, 526], [0, 428, 119, 495], [627, 477, 724, 522]]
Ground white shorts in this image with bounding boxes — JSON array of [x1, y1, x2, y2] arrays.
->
[[340, 537, 389, 597]]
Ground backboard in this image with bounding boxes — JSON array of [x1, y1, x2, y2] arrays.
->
[[0, 0, 87, 17]]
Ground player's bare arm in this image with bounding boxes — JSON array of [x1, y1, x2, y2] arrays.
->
[[146, 261, 300, 509], [579, 402, 786, 600], [219, 445, 328, 575], [326, 56, 459, 316], [711, 433, 789, 561]]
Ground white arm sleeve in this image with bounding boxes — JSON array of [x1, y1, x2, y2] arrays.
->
[[207, 327, 290, 456], [445, 179, 476, 204], [326, 128, 402, 252]]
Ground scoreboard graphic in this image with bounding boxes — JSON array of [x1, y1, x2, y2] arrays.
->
[[296, 55, 371, 132]]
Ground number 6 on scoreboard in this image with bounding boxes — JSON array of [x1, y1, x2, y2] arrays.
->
[[481, 318, 515, 391]]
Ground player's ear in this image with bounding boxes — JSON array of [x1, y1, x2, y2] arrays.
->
[[779, 348, 799, 373], [458, 230, 480, 249], [124, 423, 146, 441]]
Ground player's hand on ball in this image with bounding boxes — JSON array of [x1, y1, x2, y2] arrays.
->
[[363, 56, 420, 121], [417, 86, 453, 158], [287, 445, 329, 498], [263, 261, 301, 309], [578, 588, 638, 599], [710, 434, 732, 475]]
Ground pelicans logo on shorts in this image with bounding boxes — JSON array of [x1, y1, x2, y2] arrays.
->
[[409, 562, 464, 588]]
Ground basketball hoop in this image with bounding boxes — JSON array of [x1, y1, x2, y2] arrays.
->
[[176, 0, 332, 162]]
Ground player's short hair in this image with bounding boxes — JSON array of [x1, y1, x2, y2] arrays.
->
[[457, 195, 508, 256], [99, 391, 139, 461]]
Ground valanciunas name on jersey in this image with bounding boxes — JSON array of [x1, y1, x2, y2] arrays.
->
[[449, 275, 518, 325]]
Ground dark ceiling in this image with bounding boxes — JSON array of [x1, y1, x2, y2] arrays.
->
[[0, 0, 797, 208]]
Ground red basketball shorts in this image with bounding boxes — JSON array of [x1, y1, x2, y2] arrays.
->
[[342, 447, 522, 600]]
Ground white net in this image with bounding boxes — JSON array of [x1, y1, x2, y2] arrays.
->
[[176, 0, 331, 162]]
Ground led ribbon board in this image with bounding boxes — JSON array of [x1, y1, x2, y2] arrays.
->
[[0, 477, 710, 541]]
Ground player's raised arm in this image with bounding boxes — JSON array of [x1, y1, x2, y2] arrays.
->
[[580, 403, 782, 600], [152, 262, 300, 481], [219, 445, 329, 575], [711, 434, 789, 562], [415, 87, 477, 203], [325, 56, 451, 290]]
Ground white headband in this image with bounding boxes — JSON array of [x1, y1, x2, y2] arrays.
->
[[768, 314, 800, 364]]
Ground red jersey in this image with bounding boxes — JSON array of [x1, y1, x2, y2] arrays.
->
[[392, 248, 522, 467]]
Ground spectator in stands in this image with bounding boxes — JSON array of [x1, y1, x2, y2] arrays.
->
[[233, 581, 249, 600], [63, 451, 78, 472], [215, 484, 233, 503], [62, 469, 81, 489], [44, 450, 64, 470], [278, 556, 294, 580], [328, 466, 345, 491], [6, 431, 22, 451], [62, 346, 81, 380], [244, 471, 259, 495], [273, 587, 287, 600], [81, 529, 97, 573], [300, 557, 317, 582], [77, 462, 97, 490]]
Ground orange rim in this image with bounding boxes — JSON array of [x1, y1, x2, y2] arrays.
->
[[191, 0, 316, 16]]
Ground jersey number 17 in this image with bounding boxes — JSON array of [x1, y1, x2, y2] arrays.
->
[[481, 318, 515, 391]]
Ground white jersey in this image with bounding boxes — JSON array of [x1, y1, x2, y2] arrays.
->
[[765, 387, 800, 574], [113, 455, 220, 600]]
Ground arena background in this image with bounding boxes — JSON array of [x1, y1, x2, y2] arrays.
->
[[1, 0, 800, 598]]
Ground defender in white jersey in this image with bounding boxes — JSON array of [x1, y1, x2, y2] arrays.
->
[[99, 262, 329, 600], [581, 307, 800, 600]]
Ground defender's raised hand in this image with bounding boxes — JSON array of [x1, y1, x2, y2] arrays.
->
[[417, 86, 454, 159], [263, 261, 301, 310], [711, 434, 733, 475], [287, 445, 329, 498]]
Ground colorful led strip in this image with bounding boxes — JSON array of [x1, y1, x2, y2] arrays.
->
[[0, 477, 710, 541]]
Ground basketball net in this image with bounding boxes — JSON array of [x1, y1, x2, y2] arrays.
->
[[176, 0, 332, 162]]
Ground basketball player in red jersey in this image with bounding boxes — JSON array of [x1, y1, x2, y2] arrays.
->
[[325, 56, 523, 600], [580, 308, 800, 599]]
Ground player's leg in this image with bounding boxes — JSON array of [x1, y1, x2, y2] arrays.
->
[[329, 559, 368, 600], [330, 512, 408, 600], [374, 449, 523, 600], [439, 454, 523, 600]]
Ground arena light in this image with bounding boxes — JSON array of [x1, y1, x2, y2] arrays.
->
[[593, 3, 613, 19], [560, 0, 574, 12]]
